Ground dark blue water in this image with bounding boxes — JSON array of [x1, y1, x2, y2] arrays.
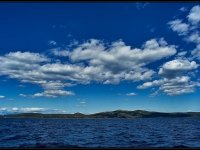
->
[[0, 117, 200, 148]]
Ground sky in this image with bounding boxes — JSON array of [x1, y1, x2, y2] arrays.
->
[[0, 2, 200, 114]]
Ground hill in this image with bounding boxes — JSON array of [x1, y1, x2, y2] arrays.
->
[[1, 110, 200, 119]]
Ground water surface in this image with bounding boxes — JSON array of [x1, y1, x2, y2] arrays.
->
[[0, 117, 200, 148]]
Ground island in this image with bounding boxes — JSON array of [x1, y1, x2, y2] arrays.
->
[[1, 110, 200, 119]]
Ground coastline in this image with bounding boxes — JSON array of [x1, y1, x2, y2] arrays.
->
[[1, 110, 200, 119]]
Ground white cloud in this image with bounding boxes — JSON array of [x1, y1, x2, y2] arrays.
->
[[9, 107, 45, 113], [186, 32, 200, 44], [138, 58, 199, 96], [70, 38, 176, 65], [161, 59, 198, 71], [159, 59, 199, 78], [33, 90, 74, 98], [168, 5, 200, 60], [0, 51, 49, 81], [40, 81, 74, 90], [137, 80, 162, 89], [126, 92, 137, 96], [187, 32, 200, 60], [1, 32, 199, 99], [20, 107, 45, 112], [187, 5, 200, 24], [0, 38, 178, 98], [177, 51, 187, 56], [77, 38, 176, 83], [138, 76, 199, 96], [124, 69, 155, 81], [0, 52, 78, 98], [40, 63, 81, 76], [159, 76, 196, 95], [0, 95, 5, 99], [69, 38, 176, 79], [168, 19, 189, 35], [192, 44, 200, 60], [4, 51, 49, 63], [0, 35, 198, 97], [0, 107, 67, 114]]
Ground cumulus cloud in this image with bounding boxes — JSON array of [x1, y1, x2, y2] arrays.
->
[[137, 43, 199, 96], [67, 38, 176, 84], [0, 51, 49, 81], [186, 32, 200, 44], [158, 59, 199, 78], [159, 76, 197, 95], [138, 58, 199, 95], [3, 51, 49, 63], [138, 76, 199, 96], [168, 19, 189, 35], [69, 38, 176, 68], [126, 92, 137, 96], [137, 80, 162, 89], [0, 38, 178, 98], [40, 81, 74, 90], [20, 89, 74, 98], [187, 32, 200, 60], [0, 52, 77, 98], [168, 5, 200, 60], [187, 5, 200, 24]]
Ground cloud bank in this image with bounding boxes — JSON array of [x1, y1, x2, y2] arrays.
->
[[137, 5, 200, 96], [0, 38, 178, 97], [0, 107, 67, 115], [0, 5, 199, 98]]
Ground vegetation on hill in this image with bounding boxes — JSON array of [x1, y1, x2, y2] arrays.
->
[[1, 110, 200, 119]]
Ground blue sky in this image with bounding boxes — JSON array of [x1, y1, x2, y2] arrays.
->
[[0, 2, 200, 114]]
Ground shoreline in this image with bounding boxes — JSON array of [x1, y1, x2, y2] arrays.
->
[[1, 110, 200, 119]]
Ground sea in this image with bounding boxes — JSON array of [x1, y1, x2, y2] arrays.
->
[[0, 117, 200, 148]]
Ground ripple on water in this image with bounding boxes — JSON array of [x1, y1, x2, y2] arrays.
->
[[0, 118, 200, 148]]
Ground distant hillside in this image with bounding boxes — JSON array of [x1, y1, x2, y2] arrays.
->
[[1, 110, 200, 119]]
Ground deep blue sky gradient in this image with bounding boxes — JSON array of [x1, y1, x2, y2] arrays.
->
[[0, 2, 200, 113]]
